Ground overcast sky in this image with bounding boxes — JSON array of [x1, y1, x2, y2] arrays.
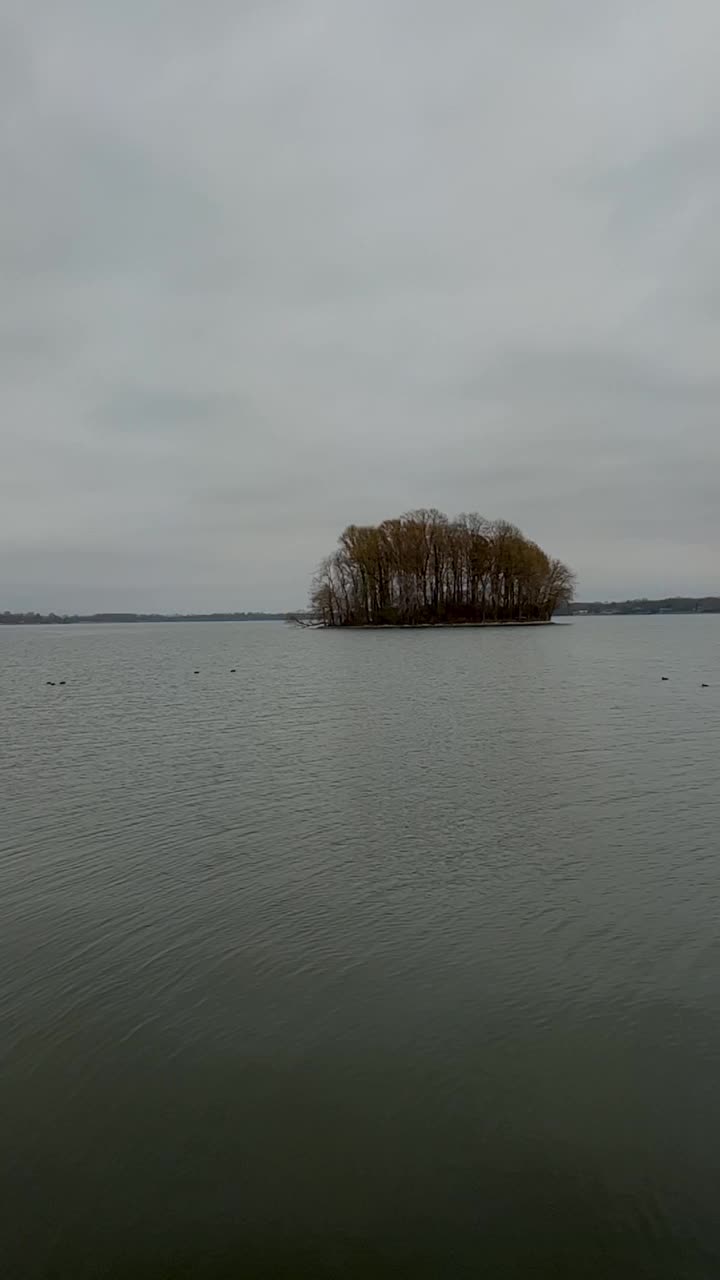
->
[[2, 0, 719, 611]]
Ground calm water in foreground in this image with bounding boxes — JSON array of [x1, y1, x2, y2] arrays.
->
[[2, 617, 720, 1278]]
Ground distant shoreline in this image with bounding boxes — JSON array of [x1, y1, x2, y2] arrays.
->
[[0, 615, 553, 628], [564, 597, 720, 617], [3, 597, 720, 626], [0, 613, 291, 626]]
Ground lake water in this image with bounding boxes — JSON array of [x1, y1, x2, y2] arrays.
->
[[2, 617, 720, 1278]]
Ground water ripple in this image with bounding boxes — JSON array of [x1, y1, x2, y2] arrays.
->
[[2, 618, 720, 1277]]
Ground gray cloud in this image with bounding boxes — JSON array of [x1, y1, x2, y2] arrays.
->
[[2, 0, 720, 610]]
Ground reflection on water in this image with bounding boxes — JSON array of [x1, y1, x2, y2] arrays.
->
[[2, 618, 720, 1277]]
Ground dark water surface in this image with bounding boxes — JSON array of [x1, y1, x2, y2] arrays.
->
[[2, 618, 720, 1278]]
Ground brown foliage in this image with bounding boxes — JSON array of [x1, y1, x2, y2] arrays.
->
[[311, 511, 574, 625]]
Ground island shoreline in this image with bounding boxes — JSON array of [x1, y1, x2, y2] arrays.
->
[[309, 619, 556, 629]]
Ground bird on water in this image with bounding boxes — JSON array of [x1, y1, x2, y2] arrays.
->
[[661, 676, 669, 681]]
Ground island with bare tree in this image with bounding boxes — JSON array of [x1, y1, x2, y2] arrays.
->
[[311, 510, 574, 627]]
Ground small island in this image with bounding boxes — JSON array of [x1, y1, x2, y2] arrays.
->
[[311, 509, 574, 626]]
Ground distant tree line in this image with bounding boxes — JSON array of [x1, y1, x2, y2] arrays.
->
[[0, 611, 290, 625], [311, 509, 574, 626], [562, 597, 720, 616]]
